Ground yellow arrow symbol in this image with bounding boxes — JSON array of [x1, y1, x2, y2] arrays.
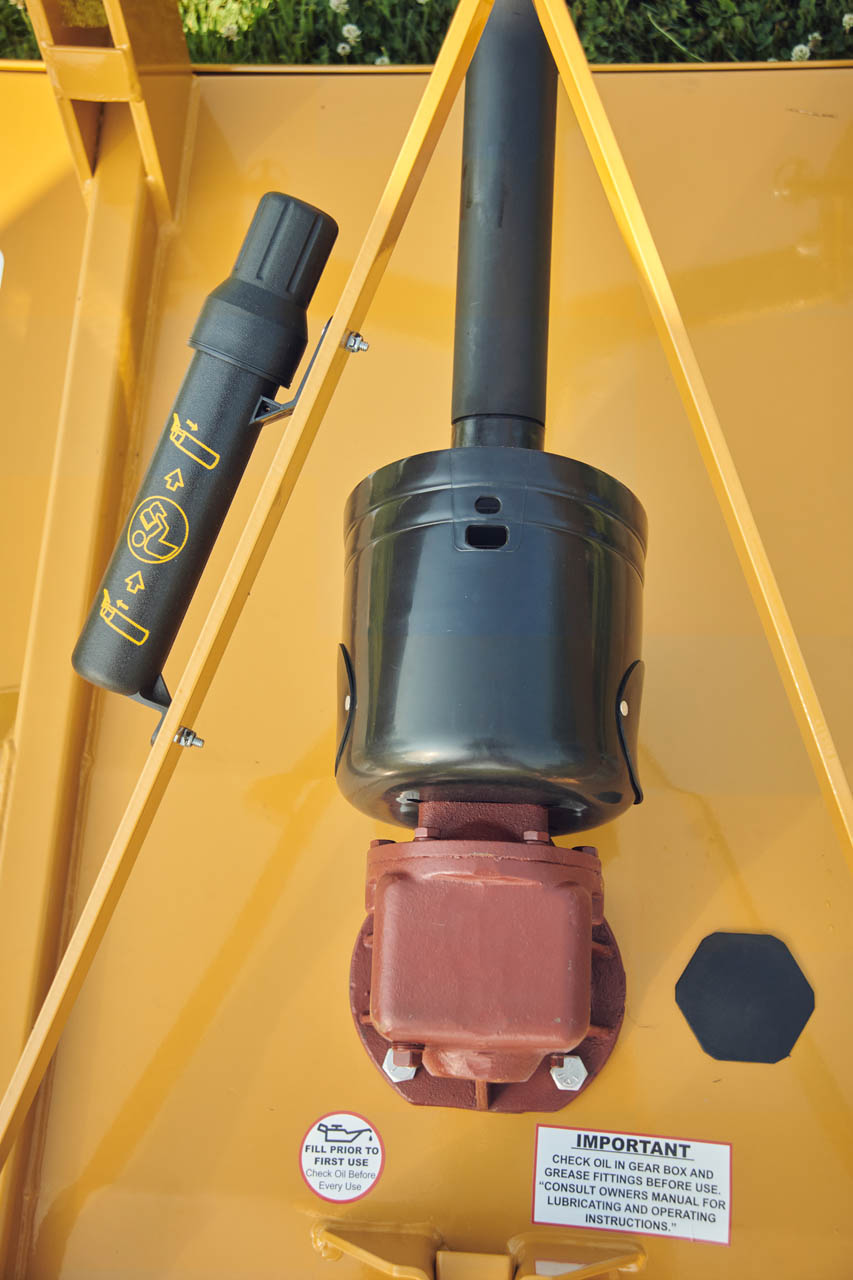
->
[[186, 420, 199, 432], [124, 571, 145, 594], [165, 468, 184, 491]]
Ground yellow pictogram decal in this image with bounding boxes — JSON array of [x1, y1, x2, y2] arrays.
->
[[99, 589, 149, 646], [169, 413, 220, 470], [164, 468, 184, 492], [127, 495, 189, 565], [124, 571, 145, 594]]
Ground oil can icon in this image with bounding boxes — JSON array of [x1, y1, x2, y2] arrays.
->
[[316, 1123, 372, 1145], [99, 589, 149, 646]]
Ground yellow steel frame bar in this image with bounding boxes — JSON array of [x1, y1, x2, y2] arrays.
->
[[0, 103, 160, 1256], [533, 0, 853, 857], [24, 0, 192, 221], [1, 0, 851, 1229]]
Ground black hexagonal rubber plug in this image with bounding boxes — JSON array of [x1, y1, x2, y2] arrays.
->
[[676, 932, 814, 1063]]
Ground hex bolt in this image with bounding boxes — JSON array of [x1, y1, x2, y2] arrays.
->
[[523, 829, 551, 844], [382, 1046, 418, 1083], [392, 1045, 422, 1070], [413, 826, 440, 841], [550, 1055, 588, 1092], [174, 727, 204, 748], [344, 331, 369, 353]]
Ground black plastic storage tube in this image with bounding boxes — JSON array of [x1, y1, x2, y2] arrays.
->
[[73, 192, 337, 699]]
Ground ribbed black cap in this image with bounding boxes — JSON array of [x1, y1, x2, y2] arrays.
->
[[232, 192, 338, 309], [190, 192, 338, 386]]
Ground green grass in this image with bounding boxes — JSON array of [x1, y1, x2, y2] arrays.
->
[[3, 0, 853, 64], [180, 0, 452, 64], [2, 2, 38, 56]]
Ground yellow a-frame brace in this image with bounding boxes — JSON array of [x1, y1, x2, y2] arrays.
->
[[1, 0, 850, 1197]]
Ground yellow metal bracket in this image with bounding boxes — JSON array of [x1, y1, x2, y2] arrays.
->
[[46, 45, 139, 101], [24, 0, 192, 221], [509, 1231, 646, 1279], [312, 1222, 442, 1278], [1, 0, 851, 1193], [311, 1223, 646, 1279]]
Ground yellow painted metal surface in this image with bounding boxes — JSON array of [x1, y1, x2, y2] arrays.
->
[[0, 58, 851, 1278], [537, 0, 853, 854], [0, 0, 492, 1183], [0, 72, 84, 697]]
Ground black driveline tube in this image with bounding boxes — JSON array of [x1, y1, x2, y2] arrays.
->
[[72, 192, 337, 699], [451, 0, 557, 450]]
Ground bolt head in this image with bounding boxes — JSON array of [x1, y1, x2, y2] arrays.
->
[[523, 829, 551, 844], [382, 1046, 418, 1083], [550, 1055, 588, 1092], [413, 826, 439, 841]]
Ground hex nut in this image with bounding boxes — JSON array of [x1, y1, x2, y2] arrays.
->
[[550, 1055, 588, 1091], [382, 1046, 418, 1083], [392, 1046, 422, 1070]]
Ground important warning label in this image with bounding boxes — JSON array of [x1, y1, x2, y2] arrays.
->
[[300, 1112, 384, 1203], [533, 1126, 731, 1246]]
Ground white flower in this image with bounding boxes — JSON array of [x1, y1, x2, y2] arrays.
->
[[336, 41, 351, 54], [807, 31, 821, 47], [341, 22, 361, 41], [374, 53, 390, 64], [790, 43, 810, 60], [222, 22, 238, 39], [843, 13, 853, 31], [329, 0, 348, 13]]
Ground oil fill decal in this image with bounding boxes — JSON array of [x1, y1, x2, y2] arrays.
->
[[300, 1112, 384, 1203]]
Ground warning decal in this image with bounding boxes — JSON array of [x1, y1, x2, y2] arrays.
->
[[533, 1125, 731, 1246], [300, 1112, 384, 1203]]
